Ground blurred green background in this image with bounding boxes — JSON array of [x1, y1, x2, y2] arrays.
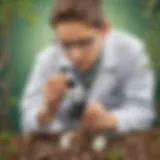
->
[[0, 0, 160, 132]]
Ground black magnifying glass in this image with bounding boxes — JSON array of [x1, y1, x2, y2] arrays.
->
[[60, 66, 87, 119]]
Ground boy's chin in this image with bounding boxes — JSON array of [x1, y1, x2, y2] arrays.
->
[[75, 64, 92, 72], [77, 67, 89, 72]]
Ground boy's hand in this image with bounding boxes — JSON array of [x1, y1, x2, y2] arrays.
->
[[38, 74, 68, 126], [82, 103, 117, 131], [43, 74, 68, 111]]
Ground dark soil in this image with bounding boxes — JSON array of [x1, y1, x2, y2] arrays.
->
[[0, 128, 160, 160]]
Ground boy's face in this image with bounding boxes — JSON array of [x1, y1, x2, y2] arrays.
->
[[55, 21, 107, 71]]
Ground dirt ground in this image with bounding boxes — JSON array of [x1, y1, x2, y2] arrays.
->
[[0, 128, 160, 160]]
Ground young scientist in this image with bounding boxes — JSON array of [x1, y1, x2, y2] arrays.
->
[[21, 0, 155, 135]]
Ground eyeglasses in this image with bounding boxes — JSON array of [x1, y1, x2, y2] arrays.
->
[[60, 37, 95, 50]]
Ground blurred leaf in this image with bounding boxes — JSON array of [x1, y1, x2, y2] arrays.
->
[[26, 14, 36, 24], [0, 131, 12, 141], [7, 145, 18, 153], [0, 60, 3, 72], [107, 149, 122, 160], [156, 137, 160, 144], [9, 97, 18, 106], [143, 9, 152, 19], [0, 0, 36, 25]]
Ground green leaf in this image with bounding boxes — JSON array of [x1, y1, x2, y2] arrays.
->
[[0, 59, 3, 72], [15, 0, 33, 17], [156, 137, 160, 144], [7, 145, 18, 153], [26, 14, 36, 24], [107, 149, 122, 160], [0, 132, 12, 141], [9, 97, 18, 106], [0, 0, 36, 24]]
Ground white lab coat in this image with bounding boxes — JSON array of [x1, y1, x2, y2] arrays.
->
[[20, 29, 155, 134]]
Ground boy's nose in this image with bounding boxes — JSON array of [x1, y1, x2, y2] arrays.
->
[[70, 48, 83, 60]]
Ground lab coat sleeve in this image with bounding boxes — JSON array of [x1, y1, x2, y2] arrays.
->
[[112, 43, 155, 134], [20, 48, 56, 133]]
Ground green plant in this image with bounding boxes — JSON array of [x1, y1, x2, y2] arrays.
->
[[141, 0, 160, 125], [141, 0, 160, 67], [156, 137, 160, 144], [0, 131, 12, 141], [0, 0, 36, 130], [7, 145, 18, 153], [0, 0, 36, 25], [107, 149, 122, 160]]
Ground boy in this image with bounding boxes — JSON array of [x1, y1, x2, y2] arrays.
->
[[21, 0, 155, 135]]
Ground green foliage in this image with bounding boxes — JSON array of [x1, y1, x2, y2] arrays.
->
[[107, 149, 122, 160], [0, 131, 12, 141], [0, 0, 36, 25], [7, 145, 18, 153], [156, 137, 160, 144], [142, 0, 160, 71], [143, 30, 160, 69], [9, 97, 18, 106], [143, 0, 160, 17], [0, 59, 3, 72], [142, 0, 160, 123]]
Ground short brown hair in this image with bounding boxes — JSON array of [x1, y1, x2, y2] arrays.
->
[[50, 0, 105, 29]]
